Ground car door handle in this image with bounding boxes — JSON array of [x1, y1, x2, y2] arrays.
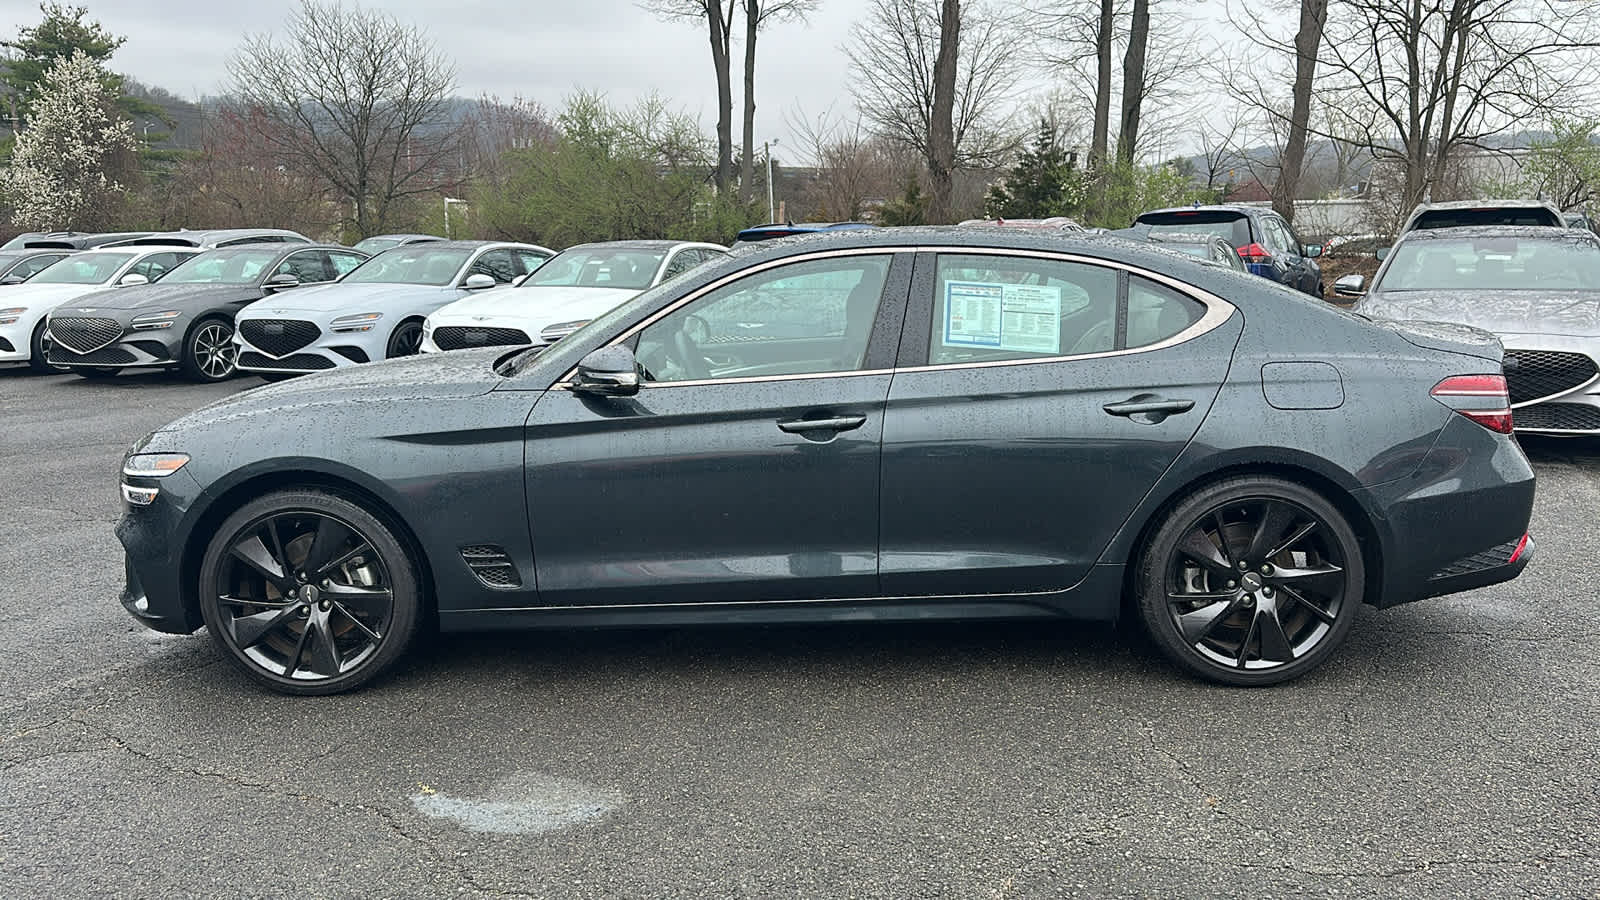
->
[[778, 416, 867, 434], [1103, 397, 1195, 417]]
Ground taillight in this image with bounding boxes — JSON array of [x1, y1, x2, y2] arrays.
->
[[1431, 374, 1514, 433], [1507, 533, 1530, 564], [1236, 242, 1271, 263]]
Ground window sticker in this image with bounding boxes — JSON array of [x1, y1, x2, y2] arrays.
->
[[942, 281, 1062, 354]]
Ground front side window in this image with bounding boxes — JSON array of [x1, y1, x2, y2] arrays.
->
[[130, 252, 189, 281], [468, 249, 519, 284], [166, 249, 282, 285], [635, 255, 891, 383], [277, 251, 333, 283]]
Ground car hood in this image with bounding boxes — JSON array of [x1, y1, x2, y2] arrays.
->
[[55, 282, 262, 314], [158, 348, 508, 433], [430, 285, 639, 329], [1363, 289, 1600, 338], [3, 283, 110, 309], [244, 282, 459, 316]]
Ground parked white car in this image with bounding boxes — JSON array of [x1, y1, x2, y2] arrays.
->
[[233, 240, 553, 378], [421, 240, 728, 352], [0, 246, 199, 372]]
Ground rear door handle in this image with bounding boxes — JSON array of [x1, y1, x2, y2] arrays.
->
[[1103, 397, 1195, 418], [778, 416, 867, 434]]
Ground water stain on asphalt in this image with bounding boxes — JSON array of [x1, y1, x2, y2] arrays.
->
[[411, 772, 622, 835]]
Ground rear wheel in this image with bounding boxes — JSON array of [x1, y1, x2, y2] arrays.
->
[[198, 490, 422, 695], [385, 320, 424, 358], [1136, 476, 1363, 686], [180, 317, 238, 382]]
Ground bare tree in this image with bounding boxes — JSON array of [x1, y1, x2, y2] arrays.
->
[[644, 0, 737, 191], [1114, 0, 1149, 163], [739, 0, 821, 203], [786, 105, 915, 219], [1274, 0, 1328, 219], [846, 0, 1022, 221], [228, 0, 457, 238], [1318, 0, 1600, 211], [1194, 106, 1252, 194]]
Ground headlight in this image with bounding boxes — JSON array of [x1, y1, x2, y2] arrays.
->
[[131, 310, 182, 330], [0, 307, 25, 326], [331, 312, 383, 333], [122, 453, 190, 477], [539, 319, 592, 343]]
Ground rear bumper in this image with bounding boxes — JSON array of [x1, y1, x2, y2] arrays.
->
[[1416, 535, 1533, 601]]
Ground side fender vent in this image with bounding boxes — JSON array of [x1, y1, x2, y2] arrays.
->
[[459, 544, 522, 589]]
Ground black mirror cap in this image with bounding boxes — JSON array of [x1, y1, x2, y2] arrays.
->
[[573, 345, 641, 397]]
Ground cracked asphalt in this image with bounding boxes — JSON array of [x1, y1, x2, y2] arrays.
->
[[1, 366, 1597, 898]]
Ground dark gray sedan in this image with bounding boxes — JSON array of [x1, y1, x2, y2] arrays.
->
[[116, 228, 1536, 694], [1342, 226, 1600, 434], [49, 243, 368, 382]]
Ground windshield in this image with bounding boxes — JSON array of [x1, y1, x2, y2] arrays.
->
[[162, 248, 282, 285], [1378, 235, 1600, 291], [26, 251, 135, 284], [1137, 213, 1251, 246], [522, 248, 666, 290], [354, 237, 401, 254], [342, 247, 470, 285]]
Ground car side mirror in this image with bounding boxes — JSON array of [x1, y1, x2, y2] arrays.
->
[[1302, 244, 1323, 258], [264, 272, 301, 292], [118, 272, 149, 287], [571, 345, 640, 397], [462, 273, 496, 290], [1332, 274, 1366, 298], [0, 275, 24, 286], [1374, 247, 1390, 261]]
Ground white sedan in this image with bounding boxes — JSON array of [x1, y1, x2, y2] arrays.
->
[[422, 240, 728, 352], [233, 240, 553, 377], [1, 246, 198, 372]]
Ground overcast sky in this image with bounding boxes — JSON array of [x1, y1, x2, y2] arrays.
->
[[4, 0, 1236, 160]]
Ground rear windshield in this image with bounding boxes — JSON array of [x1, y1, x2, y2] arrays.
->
[[1378, 235, 1600, 291], [1409, 208, 1562, 230], [1136, 212, 1252, 247]]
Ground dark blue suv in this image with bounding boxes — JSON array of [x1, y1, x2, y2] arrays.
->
[[732, 222, 876, 246], [1134, 205, 1324, 296]]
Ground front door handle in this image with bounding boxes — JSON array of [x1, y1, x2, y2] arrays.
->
[[1103, 396, 1195, 422], [778, 415, 867, 434]]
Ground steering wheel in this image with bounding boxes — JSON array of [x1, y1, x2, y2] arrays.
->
[[670, 314, 712, 380]]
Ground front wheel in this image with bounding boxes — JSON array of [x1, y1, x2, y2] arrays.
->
[[1136, 476, 1364, 686], [180, 318, 238, 382], [385, 320, 424, 359], [198, 490, 422, 695]]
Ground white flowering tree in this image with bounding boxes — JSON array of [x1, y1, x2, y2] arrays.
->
[[0, 50, 138, 230]]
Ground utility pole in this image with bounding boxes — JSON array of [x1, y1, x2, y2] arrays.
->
[[765, 139, 779, 223], [443, 197, 466, 239]]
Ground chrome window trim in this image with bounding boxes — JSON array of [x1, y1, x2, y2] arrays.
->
[[556, 245, 1238, 388]]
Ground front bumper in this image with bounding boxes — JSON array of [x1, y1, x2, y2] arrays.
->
[[0, 318, 35, 362], [234, 321, 381, 373], [1500, 339, 1600, 435], [116, 466, 206, 634]]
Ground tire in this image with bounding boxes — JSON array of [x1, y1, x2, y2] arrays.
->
[[198, 489, 422, 695], [28, 319, 67, 374], [385, 319, 424, 359], [1135, 475, 1364, 686], [179, 317, 239, 382]]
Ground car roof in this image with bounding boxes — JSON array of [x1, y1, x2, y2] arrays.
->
[[1409, 199, 1560, 212], [1392, 224, 1599, 244], [191, 242, 359, 254], [369, 240, 549, 252], [559, 240, 725, 252], [363, 233, 444, 241], [112, 228, 309, 247], [735, 222, 876, 240]]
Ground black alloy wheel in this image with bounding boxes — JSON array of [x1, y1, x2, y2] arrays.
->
[[385, 320, 424, 358], [1137, 476, 1363, 686], [28, 320, 67, 374], [199, 490, 421, 695], [181, 318, 238, 382]]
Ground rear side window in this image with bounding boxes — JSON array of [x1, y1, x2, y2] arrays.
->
[[928, 255, 1205, 365], [1137, 212, 1252, 247]]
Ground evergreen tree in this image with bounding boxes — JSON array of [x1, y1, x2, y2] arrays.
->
[[1, 3, 164, 126], [985, 119, 1083, 219], [877, 179, 928, 226]]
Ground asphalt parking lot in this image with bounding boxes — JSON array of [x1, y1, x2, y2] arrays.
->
[[1, 366, 1596, 898]]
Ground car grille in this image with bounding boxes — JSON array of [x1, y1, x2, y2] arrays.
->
[[238, 351, 334, 371], [49, 345, 136, 365], [1513, 402, 1600, 432], [459, 544, 521, 588], [1502, 349, 1598, 405], [49, 317, 123, 354], [238, 319, 320, 357], [432, 326, 531, 351], [1430, 538, 1522, 580]]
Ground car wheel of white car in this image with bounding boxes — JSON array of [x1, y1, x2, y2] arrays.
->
[[385, 320, 424, 358], [29, 320, 68, 375]]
